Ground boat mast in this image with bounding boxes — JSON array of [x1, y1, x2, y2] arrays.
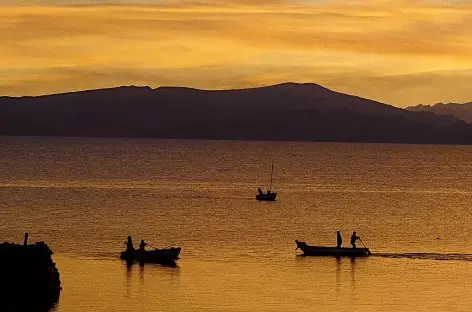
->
[[269, 163, 274, 192]]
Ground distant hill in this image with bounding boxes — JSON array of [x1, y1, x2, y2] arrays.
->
[[407, 102, 472, 124], [2, 82, 472, 144]]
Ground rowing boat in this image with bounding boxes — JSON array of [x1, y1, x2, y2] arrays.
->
[[120, 247, 181, 264], [295, 240, 371, 257]]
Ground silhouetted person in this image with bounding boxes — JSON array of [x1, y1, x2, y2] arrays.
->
[[139, 239, 147, 252], [267, 189, 271, 194], [336, 231, 342, 248], [350, 232, 360, 248], [258, 188, 263, 195], [125, 236, 135, 252], [24, 232, 29, 246]]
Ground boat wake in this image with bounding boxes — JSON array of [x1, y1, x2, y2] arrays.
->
[[374, 252, 472, 262]]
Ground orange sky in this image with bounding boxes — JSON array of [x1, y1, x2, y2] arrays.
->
[[1, 0, 472, 107]]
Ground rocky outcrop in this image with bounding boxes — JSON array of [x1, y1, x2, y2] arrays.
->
[[0, 239, 61, 311]]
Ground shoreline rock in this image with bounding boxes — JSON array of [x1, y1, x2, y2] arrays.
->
[[0, 240, 61, 311]]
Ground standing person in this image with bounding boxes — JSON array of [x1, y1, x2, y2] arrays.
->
[[336, 231, 342, 248], [350, 232, 360, 248]]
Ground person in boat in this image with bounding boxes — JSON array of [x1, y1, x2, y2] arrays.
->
[[336, 231, 342, 248], [125, 236, 135, 252], [267, 189, 271, 194], [138, 239, 147, 252], [258, 188, 263, 195], [350, 232, 360, 248]]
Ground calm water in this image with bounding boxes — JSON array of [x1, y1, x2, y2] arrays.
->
[[2, 136, 472, 311]]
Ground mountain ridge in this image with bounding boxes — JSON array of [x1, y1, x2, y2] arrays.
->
[[407, 102, 472, 124], [1, 82, 472, 144]]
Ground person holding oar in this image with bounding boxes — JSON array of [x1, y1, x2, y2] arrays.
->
[[350, 231, 372, 255], [350, 232, 360, 248]]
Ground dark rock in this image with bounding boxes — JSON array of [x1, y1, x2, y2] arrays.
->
[[0, 241, 61, 311]]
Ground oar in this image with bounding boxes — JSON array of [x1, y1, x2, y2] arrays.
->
[[147, 243, 160, 250], [148, 242, 176, 250], [359, 238, 372, 255]]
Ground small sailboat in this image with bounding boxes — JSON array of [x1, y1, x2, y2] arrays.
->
[[256, 163, 277, 201]]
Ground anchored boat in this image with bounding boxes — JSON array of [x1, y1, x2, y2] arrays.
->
[[256, 163, 277, 201], [295, 240, 371, 257]]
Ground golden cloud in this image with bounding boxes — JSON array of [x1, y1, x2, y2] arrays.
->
[[1, 1, 472, 106]]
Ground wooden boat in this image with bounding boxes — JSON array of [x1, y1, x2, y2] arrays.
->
[[256, 163, 277, 201], [295, 240, 371, 257], [120, 247, 181, 264]]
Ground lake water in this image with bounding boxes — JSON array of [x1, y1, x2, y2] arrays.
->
[[2, 136, 472, 311]]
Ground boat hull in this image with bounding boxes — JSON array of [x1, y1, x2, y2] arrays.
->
[[256, 193, 277, 201], [295, 240, 370, 257], [120, 247, 181, 264]]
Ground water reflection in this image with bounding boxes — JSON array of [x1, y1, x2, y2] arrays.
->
[[140, 263, 145, 285], [123, 260, 180, 283], [350, 257, 356, 292], [5, 138, 472, 312], [375, 252, 472, 261], [333, 256, 357, 293], [125, 261, 133, 298], [335, 257, 341, 293], [296, 254, 362, 295]]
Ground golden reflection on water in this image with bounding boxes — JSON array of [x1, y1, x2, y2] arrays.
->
[[50, 253, 472, 312], [2, 137, 472, 311]]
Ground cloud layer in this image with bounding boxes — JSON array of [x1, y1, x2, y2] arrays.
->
[[1, 1, 472, 106]]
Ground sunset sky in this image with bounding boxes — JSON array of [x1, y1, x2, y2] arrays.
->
[[1, 0, 472, 107]]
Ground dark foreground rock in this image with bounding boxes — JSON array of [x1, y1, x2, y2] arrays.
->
[[0, 241, 61, 311]]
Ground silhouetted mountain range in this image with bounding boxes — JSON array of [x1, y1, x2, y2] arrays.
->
[[2, 82, 472, 144], [407, 102, 472, 124]]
